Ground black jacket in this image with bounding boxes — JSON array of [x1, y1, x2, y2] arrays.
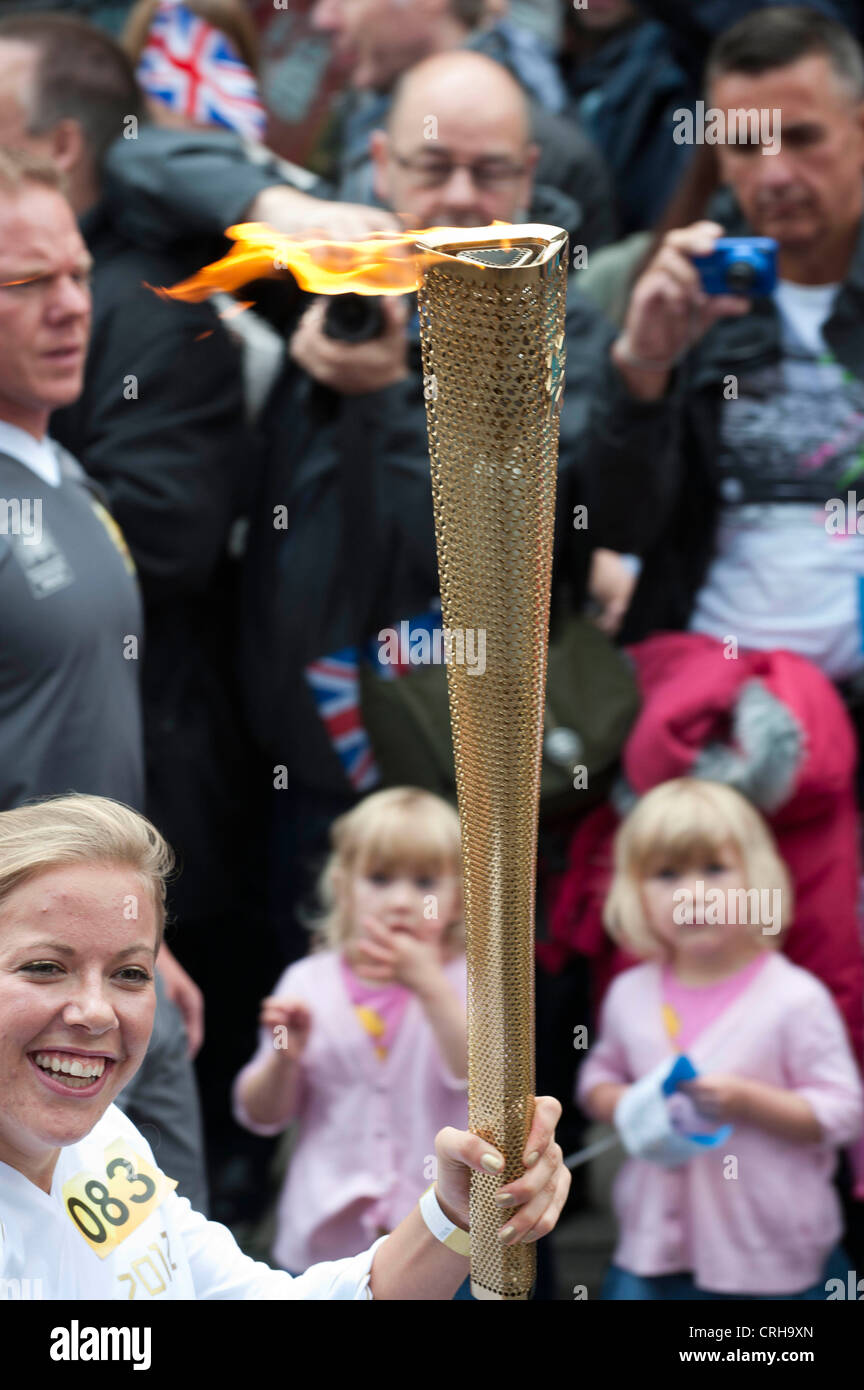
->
[[607, 193, 864, 642], [102, 126, 329, 255], [563, 15, 694, 234], [240, 283, 678, 794], [634, 0, 861, 83], [51, 201, 250, 919]]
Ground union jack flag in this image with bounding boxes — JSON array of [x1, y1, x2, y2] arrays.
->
[[304, 609, 443, 792], [304, 646, 380, 793], [372, 610, 443, 680], [137, 1, 267, 142]]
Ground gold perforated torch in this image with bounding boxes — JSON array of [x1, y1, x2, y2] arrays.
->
[[154, 217, 568, 1298], [414, 225, 568, 1300]]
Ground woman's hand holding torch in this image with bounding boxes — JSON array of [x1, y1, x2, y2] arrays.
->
[[434, 1095, 570, 1243]]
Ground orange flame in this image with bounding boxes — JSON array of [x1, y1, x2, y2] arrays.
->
[[153, 221, 511, 303]]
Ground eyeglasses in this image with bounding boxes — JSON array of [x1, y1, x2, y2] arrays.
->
[[389, 151, 527, 190]]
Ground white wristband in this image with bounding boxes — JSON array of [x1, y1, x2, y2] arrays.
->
[[419, 1184, 471, 1257]]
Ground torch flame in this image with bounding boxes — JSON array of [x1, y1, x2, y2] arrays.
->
[[153, 221, 512, 303]]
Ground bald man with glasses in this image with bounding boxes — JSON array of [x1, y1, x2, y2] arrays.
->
[[311, 0, 615, 250], [238, 51, 675, 972]]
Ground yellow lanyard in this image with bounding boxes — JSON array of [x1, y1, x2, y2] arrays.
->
[[662, 1001, 683, 1050]]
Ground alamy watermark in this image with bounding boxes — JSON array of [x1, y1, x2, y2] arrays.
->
[[377, 621, 486, 676], [825, 491, 864, 535], [0, 1277, 43, 1299], [673, 883, 782, 934], [50, 1322, 151, 1370], [0, 497, 41, 545], [826, 1269, 864, 1299], [673, 102, 781, 155]]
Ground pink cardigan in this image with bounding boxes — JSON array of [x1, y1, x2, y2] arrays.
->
[[232, 950, 468, 1272], [578, 954, 863, 1294]]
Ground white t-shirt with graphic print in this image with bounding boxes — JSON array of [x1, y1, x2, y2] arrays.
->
[[689, 278, 864, 679]]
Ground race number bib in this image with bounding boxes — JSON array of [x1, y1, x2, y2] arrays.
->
[[62, 1139, 176, 1259]]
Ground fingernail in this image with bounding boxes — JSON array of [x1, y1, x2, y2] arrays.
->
[[494, 1192, 517, 1206], [524, 1151, 539, 1168], [481, 1153, 504, 1173], [498, 1225, 516, 1243]]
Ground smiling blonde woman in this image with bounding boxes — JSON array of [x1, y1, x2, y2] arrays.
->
[[0, 794, 569, 1300]]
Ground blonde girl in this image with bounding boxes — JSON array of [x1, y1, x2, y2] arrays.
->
[[578, 778, 863, 1300], [233, 787, 469, 1273]]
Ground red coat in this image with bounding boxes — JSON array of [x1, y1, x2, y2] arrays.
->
[[543, 632, 864, 1065]]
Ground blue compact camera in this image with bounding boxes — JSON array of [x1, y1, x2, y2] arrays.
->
[[691, 237, 778, 296]]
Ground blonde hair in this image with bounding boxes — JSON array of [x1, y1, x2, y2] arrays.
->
[[0, 794, 174, 944], [604, 778, 793, 958], [313, 787, 464, 951]]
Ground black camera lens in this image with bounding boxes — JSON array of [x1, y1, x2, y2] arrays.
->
[[726, 259, 757, 293], [323, 293, 385, 342]]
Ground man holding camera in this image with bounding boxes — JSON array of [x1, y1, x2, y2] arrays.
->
[[606, 7, 864, 676], [240, 48, 677, 966]]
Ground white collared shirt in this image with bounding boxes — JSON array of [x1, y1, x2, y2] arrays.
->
[[0, 418, 62, 487]]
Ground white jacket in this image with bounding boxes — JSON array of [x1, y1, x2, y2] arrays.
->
[[0, 1105, 383, 1300]]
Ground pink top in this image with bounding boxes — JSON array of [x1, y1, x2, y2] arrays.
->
[[661, 955, 769, 1052], [339, 959, 412, 1059], [232, 949, 468, 1273], [578, 953, 863, 1294]]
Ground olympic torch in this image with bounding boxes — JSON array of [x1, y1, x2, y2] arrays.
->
[[156, 219, 568, 1297], [414, 225, 568, 1300]]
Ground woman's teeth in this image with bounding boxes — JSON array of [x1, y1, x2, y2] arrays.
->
[[33, 1052, 106, 1087]]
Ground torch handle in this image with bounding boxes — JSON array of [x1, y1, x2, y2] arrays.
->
[[430, 466, 552, 1300]]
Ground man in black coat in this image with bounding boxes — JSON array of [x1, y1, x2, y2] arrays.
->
[[239, 51, 677, 960]]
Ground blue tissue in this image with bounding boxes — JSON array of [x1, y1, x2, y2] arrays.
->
[[663, 1053, 733, 1146]]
